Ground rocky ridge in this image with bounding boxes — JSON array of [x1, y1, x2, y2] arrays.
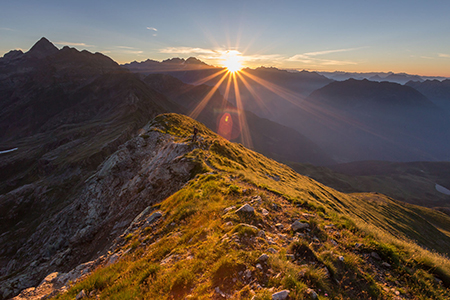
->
[[1, 116, 204, 299]]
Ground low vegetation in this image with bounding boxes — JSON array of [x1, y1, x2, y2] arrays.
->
[[53, 114, 450, 299]]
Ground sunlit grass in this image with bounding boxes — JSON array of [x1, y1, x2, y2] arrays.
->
[[53, 114, 450, 300]]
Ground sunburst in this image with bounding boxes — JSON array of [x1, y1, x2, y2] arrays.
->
[[221, 50, 243, 73]]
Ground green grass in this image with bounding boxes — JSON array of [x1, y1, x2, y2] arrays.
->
[[53, 113, 450, 300]]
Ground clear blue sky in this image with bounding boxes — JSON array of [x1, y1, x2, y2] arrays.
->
[[1, 0, 450, 76]]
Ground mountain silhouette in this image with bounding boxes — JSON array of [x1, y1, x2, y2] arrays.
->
[[280, 79, 450, 162]]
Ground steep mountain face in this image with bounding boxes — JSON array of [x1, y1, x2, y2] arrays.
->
[[406, 79, 450, 111], [143, 74, 335, 166], [281, 79, 450, 162], [6, 114, 450, 300], [0, 38, 127, 142], [0, 39, 186, 298], [0, 117, 203, 299]]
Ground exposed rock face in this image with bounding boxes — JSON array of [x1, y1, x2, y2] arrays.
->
[[0, 123, 201, 298]]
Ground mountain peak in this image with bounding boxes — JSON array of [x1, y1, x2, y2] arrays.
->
[[26, 37, 59, 59], [185, 57, 208, 65]]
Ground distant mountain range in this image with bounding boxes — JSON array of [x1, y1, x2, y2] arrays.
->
[[318, 71, 449, 84], [297, 79, 450, 162]]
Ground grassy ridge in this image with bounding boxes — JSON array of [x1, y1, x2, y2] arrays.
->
[[54, 113, 450, 299]]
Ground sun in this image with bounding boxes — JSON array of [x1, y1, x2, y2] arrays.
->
[[221, 50, 243, 73]]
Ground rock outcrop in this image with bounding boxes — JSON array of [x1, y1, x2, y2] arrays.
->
[[0, 119, 202, 299]]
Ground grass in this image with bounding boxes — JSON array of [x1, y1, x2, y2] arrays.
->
[[52, 113, 450, 300]]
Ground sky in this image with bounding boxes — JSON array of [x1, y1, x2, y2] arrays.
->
[[1, 0, 450, 77]]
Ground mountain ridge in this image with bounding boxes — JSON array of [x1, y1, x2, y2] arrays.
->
[[4, 113, 450, 299]]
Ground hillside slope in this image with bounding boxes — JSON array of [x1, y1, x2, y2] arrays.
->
[[289, 161, 450, 211], [8, 113, 450, 300]]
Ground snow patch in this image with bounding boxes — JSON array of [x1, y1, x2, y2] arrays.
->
[[435, 184, 450, 196], [0, 148, 18, 154]]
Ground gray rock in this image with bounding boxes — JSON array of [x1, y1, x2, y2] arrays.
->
[[145, 211, 163, 225], [381, 262, 391, 268], [132, 206, 153, 224], [252, 195, 262, 204], [272, 290, 290, 300], [258, 254, 269, 262], [257, 230, 266, 239], [76, 289, 86, 299], [223, 206, 236, 214], [291, 220, 309, 231], [355, 243, 363, 248], [306, 288, 318, 299], [106, 253, 121, 266], [371, 252, 381, 260], [286, 254, 295, 261], [244, 269, 252, 280], [275, 223, 284, 230], [267, 247, 278, 254], [261, 208, 269, 216], [215, 286, 226, 298], [236, 204, 255, 214]]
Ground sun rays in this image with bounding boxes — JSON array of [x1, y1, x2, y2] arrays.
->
[[175, 50, 398, 150]]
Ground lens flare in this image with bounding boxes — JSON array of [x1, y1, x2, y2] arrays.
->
[[217, 113, 233, 140]]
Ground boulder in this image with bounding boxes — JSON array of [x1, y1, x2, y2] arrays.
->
[[236, 204, 255, 214], [371, 252, 381, 260], [306, 288, 318, 299], [291, 220, 309, 231], [146, 211, 163, 224], [272, 290, 290, 300], [258, 254, 269, 262]]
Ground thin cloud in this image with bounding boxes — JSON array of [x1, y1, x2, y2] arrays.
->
[[147, 27, 158, 36], [123, 50, 143, 54], [303, 47, 366, 56], [159, 47, 217, 55], [55, 41, 94, 47], [117, 46, 136, 49], [287, 47, 363, 66], [438, 53, 450, 58], [0, 27, 14, 31]]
